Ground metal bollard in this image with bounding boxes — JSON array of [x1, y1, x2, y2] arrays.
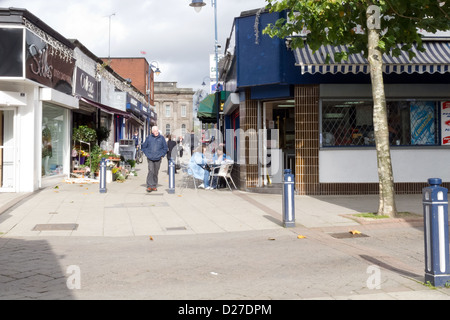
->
[[423, 178, 450, 287], [168, 158, 175, 194], [282, 169, 295, 228], [99, 157, 107, 194]]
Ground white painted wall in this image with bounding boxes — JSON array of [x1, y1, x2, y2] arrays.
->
[[319, 148, 450, 183]]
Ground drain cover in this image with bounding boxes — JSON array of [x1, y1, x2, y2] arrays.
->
[[107, 202, 169, 208], [166, 226, 187, 231], [32, 224, 78, 231], [328, 232, 369, 239]]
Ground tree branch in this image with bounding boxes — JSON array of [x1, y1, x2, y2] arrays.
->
[[385, 0, 421, 21]]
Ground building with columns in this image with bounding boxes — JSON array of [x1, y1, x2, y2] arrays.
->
[[154, 82, 195, 139]]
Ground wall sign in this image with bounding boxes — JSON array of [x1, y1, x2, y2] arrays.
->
[[75, 67, 99, 102], [26, 30, 74, 95]]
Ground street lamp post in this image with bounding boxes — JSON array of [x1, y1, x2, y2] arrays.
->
[[190, 0, 221, 144], [147, 61, 161, 135]]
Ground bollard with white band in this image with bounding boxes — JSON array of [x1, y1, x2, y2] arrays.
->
[[282, 169, 295, 228], [168, 158, 175, 194], [423, 178, 450, 287], [99, 158, 107, 194]]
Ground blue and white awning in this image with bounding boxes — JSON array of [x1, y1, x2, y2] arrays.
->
[[293, 41, 450, 75]]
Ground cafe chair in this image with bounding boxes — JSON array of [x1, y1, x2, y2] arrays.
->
[[209, 162, 237, 191], [180, 162, 200, 190]]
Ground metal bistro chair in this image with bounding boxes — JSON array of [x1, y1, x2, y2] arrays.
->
[[180, 161, 202, 190], [209, 161, 237, 191]]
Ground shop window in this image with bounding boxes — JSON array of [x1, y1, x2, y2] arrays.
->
[[321, 100, 439, 147], [42, 103, 67, 176]]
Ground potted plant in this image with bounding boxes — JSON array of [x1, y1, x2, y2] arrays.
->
[[87, 145, 103, 177], [73, 125, 97, 145], [96, 126, 111, 145]]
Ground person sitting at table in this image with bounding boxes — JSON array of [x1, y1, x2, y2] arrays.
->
[[188, 145, 211, 189], [207, 144, 232, 190]]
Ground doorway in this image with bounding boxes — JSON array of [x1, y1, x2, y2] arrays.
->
[[259, 100, 295, 187], [0, 109, 16, 192]]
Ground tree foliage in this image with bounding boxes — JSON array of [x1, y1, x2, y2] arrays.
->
[[263, 0, 450, 60]]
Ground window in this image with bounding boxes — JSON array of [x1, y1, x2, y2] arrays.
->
[[181, 105, 187, 117], [165, 124, 171, 135], [42, 103, 68, 176], [165, 105, 171, 117], [321, 100, 440, 147], [181, 124, 186, 136]]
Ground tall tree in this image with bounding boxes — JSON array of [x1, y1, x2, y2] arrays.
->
[[263, 0, 450, 217]]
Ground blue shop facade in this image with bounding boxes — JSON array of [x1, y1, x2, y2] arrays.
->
[[220, 9, 450, 195]]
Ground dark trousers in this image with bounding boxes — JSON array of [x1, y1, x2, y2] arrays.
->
[[147, 159, 161, 188]]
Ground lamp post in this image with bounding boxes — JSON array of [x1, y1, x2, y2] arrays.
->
[[106, 13, 116, 63], [190, 0, 221, 144], [147, 60, 161, 136]]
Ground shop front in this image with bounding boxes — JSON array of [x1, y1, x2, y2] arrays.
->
[[0, 8, 78, 192], [224, 8, 450, 195]]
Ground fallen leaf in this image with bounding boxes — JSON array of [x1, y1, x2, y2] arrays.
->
[[149, 236, 154, 241], [268, 237, 276, 241], [349, 230, 361, 235], [297, 235, 307, 239]]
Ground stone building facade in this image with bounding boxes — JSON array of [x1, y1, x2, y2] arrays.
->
[[154, 82, 195, 139]]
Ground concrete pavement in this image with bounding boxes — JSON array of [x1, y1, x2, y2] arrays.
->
[[0, 160, 449, 300]]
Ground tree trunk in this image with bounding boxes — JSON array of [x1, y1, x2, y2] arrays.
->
[[367, 27, 398, 217]]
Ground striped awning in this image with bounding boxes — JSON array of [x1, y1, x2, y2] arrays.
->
[[293, 41, 450, 75]]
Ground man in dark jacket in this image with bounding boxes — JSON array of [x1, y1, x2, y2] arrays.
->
[[166, 134, 178, 174], [141, 126, 168, 192]]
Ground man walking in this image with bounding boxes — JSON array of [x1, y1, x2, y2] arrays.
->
[[141, 126, 168, 192]]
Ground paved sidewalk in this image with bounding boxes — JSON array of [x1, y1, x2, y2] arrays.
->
[[0, 161, 424, 236], [0, 160, 449, 300]]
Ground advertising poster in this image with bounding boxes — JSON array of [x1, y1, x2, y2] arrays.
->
[[410, 101, 435, 145], [441, 101, 450, 145]]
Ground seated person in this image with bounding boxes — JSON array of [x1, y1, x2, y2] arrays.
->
[[208, 144, 233, 190], [188, 145, 211, 189]]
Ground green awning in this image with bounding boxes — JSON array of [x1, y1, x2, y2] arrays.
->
[[197, 91, 230, 123]]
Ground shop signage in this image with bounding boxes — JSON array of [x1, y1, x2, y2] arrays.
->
[[25, 30, 74, 95], [75, 67, 99, 102], [126, 95, 141, 116], [441, 101, 450, 145]]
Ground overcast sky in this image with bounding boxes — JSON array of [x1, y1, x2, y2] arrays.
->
[[0, 0, 267, 91]]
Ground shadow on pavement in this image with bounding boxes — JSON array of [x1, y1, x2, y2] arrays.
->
[[360, 254, 423, 280], [0, 238, 74, 300]]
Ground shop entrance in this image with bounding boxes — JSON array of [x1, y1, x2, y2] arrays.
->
[[0, 109, 16, 192], [259, 100, 295, 187]]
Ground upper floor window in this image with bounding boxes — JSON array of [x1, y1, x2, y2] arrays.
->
[[181, 105, 187, 117], [165, 105, 171, 117]]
